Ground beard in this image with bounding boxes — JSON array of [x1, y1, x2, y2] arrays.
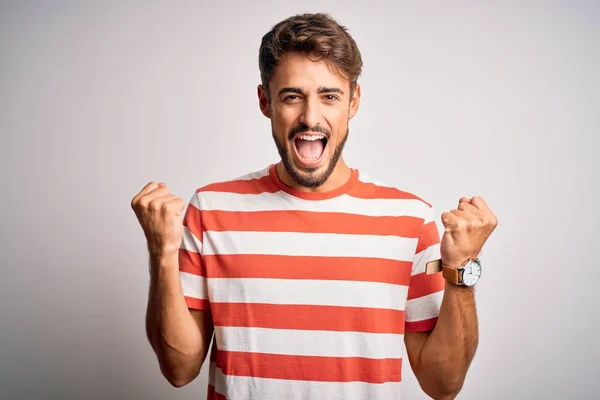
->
[[272, 123, 349, 188]]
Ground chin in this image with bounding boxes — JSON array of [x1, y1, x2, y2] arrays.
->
[[273, 126, 349, 189]]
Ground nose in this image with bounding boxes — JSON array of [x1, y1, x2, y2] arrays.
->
[[299, 97, 321, 128]]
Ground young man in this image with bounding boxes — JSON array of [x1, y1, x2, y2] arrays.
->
[[132, 13, 497, 400]]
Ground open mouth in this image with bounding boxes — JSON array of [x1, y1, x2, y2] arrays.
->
[[293, 133, 328, 164]]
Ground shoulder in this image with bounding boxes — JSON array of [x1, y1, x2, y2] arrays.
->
[[354, 170, 435, 219], [190, 165, 278, 202]]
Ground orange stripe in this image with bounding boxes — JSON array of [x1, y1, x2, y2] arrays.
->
[[199, 175, 279, 195], [202, 210, 423, 237], [405, 317, 438, 332], [407, 272, 445, 300], [218, 351, 402, 383], [211, 303, 405, 334], [351, 180, 430, 203], [179, 248, 206, 276], [205, 254, 412, 285], [183, 204, 203, 243], [184, 296, 210, 311], [415, 221, 440, 254]]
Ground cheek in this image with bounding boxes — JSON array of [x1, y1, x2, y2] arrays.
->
[[273, 108, 298, 133], [329, 113, 349, 138]]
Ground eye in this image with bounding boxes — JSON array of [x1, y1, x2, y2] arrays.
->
[[323, 95, 339, 102], [283, 95, 301, 102]]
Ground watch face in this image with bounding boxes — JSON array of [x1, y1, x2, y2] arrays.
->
[[461, 260, 482, 286]]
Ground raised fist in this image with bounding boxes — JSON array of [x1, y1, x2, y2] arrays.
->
[[131, 182, 186, 258], [440, 196, 498, 269]]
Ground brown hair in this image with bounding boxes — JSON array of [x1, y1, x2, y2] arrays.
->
[[259, 13, 363, 100]]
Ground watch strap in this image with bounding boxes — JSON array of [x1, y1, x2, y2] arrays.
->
[[442, 265, 461, 284], [425, 259, 442, 274]]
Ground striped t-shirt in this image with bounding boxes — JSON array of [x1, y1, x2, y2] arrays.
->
[[178, 164, 444, 400]]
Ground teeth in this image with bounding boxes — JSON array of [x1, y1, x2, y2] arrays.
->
[[297, 134, 325, 141]]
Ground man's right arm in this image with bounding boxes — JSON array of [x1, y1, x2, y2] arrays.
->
[[131, 181, 213, 388], [145, 251, 214, 387]]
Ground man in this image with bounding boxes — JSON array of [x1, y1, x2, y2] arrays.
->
[[132, 13, 497, 400]]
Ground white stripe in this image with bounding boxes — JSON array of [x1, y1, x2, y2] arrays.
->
[[203, 231, 417, 261], [405, 291, 444, 322], [214, 368, 402, 400], [412, 243, 441, 274], [215, 327, 405, 358], [190, 194, 201, 210], [180, 225, 202, 252], [198, 191, 431, 218], [179, 271, 208, 300], [358, 172, 396, 188], [208, 278, 408, 310], [232, 167, 270, 181]]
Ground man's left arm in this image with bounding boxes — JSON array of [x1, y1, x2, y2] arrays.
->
[[405, 196, 497, 400]]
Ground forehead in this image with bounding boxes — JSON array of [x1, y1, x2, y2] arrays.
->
[[270, 52, 350, 92]]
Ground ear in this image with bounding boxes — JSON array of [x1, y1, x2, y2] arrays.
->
[[348, 83, 361, 120], [257, 84, 271, 119]]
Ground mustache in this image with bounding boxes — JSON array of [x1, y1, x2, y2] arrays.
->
[[288, 124, 331, 141]]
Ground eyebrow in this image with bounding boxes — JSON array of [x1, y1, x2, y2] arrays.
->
[[278, 87, 345, 96], [319, 87, 344, 95]]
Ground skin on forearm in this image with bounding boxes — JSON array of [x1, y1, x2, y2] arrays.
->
[[146, 252, 210, 386], [415, 282, 479, 399]]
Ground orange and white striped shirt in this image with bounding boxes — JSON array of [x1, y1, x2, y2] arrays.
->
[[179, 164, 444, 400]]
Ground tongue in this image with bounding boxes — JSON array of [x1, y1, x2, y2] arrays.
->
[[296, 139, 324, 159]]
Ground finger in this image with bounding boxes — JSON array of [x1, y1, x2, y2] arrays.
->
[[140, 187, 171, 207], [441, 211, 457, 227], [158, 182, 166, 188], [449, 209, 472, 218], [449, 209, 477, 226], [132, 182, 159, 207], [147, 194, 179, 213], [457, 201, 480, 214], [470, 196, 490, 212], [459, 197, 471, 204]]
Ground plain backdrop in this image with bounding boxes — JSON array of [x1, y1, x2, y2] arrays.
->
[[1, 1, 598, 399]]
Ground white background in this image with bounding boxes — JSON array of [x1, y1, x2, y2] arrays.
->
[[1, 1, 598, 399]]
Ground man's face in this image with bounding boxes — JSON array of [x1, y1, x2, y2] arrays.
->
[[259, 52, 360, 188]]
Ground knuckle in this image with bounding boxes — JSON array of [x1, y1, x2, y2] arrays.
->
[[149, 199, 161, 211], [455, 218, 468, 230], [160, 201, 171, 213], [139, 197, 150, 209]]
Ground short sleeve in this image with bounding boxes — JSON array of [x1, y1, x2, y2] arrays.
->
[[178, 192, 210, 311], [405, 205, 445, 332]]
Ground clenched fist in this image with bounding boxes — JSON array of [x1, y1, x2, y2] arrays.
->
[[440, 196, 498, 269], [131, 182, 186, 259]]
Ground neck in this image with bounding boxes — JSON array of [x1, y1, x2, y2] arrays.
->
[[276, 158, 352, 193]]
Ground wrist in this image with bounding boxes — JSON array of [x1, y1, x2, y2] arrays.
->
[[442, 255, 479, 269], [445, 280, 475, 294], [149, 247, 179, 270]]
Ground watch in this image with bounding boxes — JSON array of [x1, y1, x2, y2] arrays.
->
[[442, 258, 482, 287]]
